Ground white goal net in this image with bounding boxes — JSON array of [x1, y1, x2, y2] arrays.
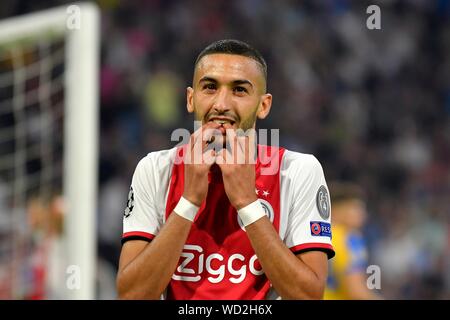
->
[[0, 3, 99, 299]]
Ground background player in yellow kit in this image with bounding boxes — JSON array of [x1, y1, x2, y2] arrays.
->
[[325, 182, 382, 300]]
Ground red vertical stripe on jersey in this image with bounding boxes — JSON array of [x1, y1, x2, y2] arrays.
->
[[255, 145, 285, 233], [165, 145, 285, 300]]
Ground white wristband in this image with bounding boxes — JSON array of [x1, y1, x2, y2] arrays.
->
[[237, 199, 266, 227], [174, 196, 200, 222]]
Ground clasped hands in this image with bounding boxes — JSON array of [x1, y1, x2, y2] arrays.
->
[[183, 123, 258, 210]]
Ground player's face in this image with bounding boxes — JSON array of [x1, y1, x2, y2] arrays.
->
[[187, 53, 272, 133], [342, 199, 368, 230]]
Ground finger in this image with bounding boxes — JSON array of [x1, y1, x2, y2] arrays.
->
[[202, 148, 216, 166], [186, 125, 206, 164], [227, 128, 252, 155], [190, 122, 221, 147], [188, 123, 220, 160], [225, 127, 239, 148], [237, 135, 247, 164], [215, 146, 232, 166], [248, 133, 257, 164], [188, 123, 222, 164], [190, 124, 205, 146], [202, 125, 222, 148], [234, 131, 255, 164], [242, 131, 257, 164], [227, 129, 253, 164], [236, 135, 251, 164], [224, 128, 238, 160]]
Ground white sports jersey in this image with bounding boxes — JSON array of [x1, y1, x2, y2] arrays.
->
[[123, 145, 334, 299]]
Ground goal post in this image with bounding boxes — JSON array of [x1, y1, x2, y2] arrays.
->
[[0, 2, 100, 299], [64, 2, 99, 300]]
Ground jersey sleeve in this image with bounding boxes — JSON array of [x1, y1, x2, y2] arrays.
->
[[122, 154, 163, 244], [283, 154, 335, 259]]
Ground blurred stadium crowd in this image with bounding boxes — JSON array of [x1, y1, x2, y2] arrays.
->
[[1, 0, 449, 299]]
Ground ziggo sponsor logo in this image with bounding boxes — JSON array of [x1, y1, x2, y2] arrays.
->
[[172, 244, 264, 283]]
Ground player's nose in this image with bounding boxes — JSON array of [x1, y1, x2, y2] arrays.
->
[[211, 88, 231, 113]]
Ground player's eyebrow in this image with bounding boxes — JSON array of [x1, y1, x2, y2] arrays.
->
[[232, 79, 253, 88], [199, 76, 254, 88], [198, 76, 217, 84]]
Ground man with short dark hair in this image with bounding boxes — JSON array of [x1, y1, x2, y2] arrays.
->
[[116, 39, 334, 299]]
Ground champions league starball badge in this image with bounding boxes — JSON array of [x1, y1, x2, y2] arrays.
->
[[124, 186, 135, 218], [316, 185, 330, 220]]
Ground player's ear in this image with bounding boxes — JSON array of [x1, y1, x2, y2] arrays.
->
[[257, 93, 272, 120], [186, 86, 194, 113]]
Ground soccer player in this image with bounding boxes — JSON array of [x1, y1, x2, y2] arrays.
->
[[324, 182, 382, 299], [116, 39, 335, 299]]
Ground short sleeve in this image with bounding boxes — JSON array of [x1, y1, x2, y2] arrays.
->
[[283, 154, 335, 259], [122, 154, 163, 244]]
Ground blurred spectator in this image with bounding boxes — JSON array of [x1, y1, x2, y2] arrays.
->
[[143, 66, 183, 129], [325, 181, 382, 299]]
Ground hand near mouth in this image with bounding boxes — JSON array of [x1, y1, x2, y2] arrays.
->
[[215, 129, 258, 210], [183, 122, 222, 206], [207, 115, 237, 133]]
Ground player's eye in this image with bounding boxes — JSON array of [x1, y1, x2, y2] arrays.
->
[[203, 83, 216, 91], [233, 86, 248, 94]]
